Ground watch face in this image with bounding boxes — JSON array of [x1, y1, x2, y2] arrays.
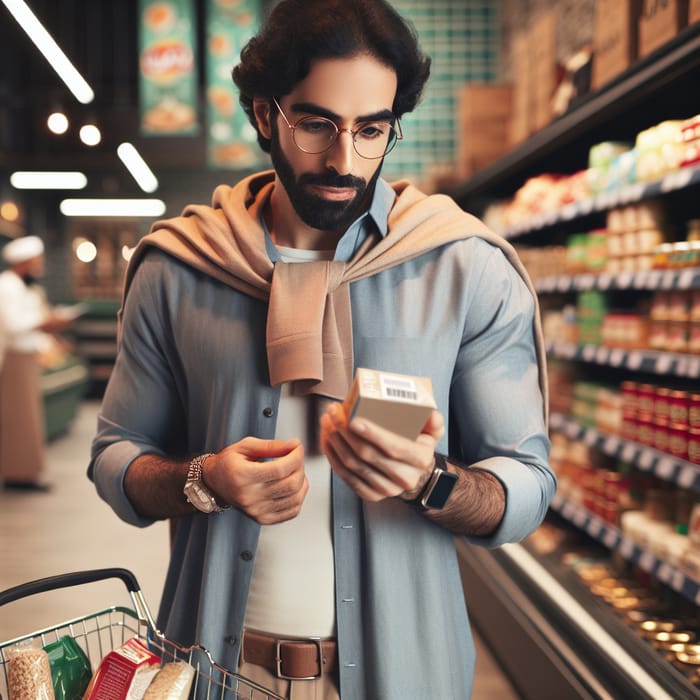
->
[[185, 481, 215, 513], [422, 470, 458, 509]]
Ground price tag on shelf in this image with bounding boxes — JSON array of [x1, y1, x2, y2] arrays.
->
[[638, 449, 654, 471], [578, 198, 594, 215], [633, 271, 648, 288], [557, 277, 572, 292], [583, 345, 597, 362], [661, 270, 676, 288], [584, 428, 598, 446], [671, 570, 684, 592], [679, 269, 694, 289], [588, 518, 603, 538], [687, 357, 700, 378], [646, 269, 662, 287], [679, 466, 698, 489], [619, 536, 635, 559], [656, 457, 675, 479], [657, 563, 672, 583], [604, 435, 621, 453], [595, 346, 610, 363], [655, 353, 673, 374], [565, 422, 580, 439], [618, 271, 633, 288], [676, 356, 688, 377], [573, 507, 587, 528], [609, 348, 625, 366], [578, 274, 595, 290], [562, 204, 578, 220], [622, 442, 637, 462], [598, 274, 612, 290], [603, 528, 618, 548], [639, 550, 656, 572], [562, 501, 575, 519], [627, 352, 643, 370]]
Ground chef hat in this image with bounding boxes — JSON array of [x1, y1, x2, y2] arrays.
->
[[2, 235, 45, 265]]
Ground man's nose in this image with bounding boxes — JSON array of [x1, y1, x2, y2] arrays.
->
[[324, 129, 356, 175]]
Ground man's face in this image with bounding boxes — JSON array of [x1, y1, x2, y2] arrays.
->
[[264, 55, 398, 233]]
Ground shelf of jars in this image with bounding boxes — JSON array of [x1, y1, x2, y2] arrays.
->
[[501, 166, 700, 240], [546, 341, 700, 379], [550, 412, 700, 494], [550, 491, 700, 608]]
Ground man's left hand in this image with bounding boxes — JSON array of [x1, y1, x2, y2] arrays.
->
[[320, 403, 445, 503]]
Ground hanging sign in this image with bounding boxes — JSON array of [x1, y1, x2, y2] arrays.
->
[[139, 0, 198, 135], [206, 0, 262, 168]]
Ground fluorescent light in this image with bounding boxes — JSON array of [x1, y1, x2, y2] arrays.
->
[[117, 142, 159, 193], [11, 171, 87, 190], [2, 0, 94, 104], [60, 198, 166, 217]]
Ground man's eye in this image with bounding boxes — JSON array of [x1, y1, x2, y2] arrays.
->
[[298, 119, 336, 135], [357, 123, 390, 140]]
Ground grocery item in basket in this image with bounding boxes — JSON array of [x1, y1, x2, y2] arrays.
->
[[143, 661, 195, 700], [44, 635, 92, 700], [6, 639, 55, 700], [82, 637, 160, 700]]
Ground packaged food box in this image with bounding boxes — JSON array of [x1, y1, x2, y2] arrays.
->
[[343, 368, 436, 441], [83, 637, 160, 700]]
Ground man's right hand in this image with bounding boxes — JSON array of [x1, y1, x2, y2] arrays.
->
[[203, 438, 307, 525]]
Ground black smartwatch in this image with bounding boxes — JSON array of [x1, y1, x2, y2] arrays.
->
[[413, 453, 458, 510]]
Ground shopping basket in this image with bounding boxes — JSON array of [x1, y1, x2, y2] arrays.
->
[[0, 567, 283, 699]]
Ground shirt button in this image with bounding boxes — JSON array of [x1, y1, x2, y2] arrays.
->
[[241, 550, 253, 561], [225, 635, 237, 646], [262, 407, 274, 417]]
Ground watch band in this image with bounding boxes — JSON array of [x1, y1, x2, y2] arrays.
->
[[412, 452, 458, 510], [185, 453, 230, 513]]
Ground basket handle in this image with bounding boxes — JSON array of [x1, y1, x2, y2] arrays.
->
[[0, 568, 141, 606]]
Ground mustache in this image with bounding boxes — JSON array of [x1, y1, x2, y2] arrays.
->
[[298, 172, 366, 190]]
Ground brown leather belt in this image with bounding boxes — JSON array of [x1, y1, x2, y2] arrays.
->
[[241, 629, 337, 680]]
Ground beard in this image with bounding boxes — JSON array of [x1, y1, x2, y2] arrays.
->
[[269, 129, 383, 232]]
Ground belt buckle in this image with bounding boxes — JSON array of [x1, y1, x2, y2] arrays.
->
[[274, 637, 324, 680]]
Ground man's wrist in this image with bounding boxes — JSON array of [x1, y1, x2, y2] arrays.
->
[[409, 453, 458, 510]]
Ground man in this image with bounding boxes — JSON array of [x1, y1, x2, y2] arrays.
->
[[0, 235, 72, 490], [89, 1, 555, 698]]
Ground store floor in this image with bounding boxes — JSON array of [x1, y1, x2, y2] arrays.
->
[[0, 399, 521, 699]]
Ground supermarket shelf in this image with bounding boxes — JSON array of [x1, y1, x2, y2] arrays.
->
[[549, 492, 700, 608], [450, 21, 700, 206], [536, 266, 700, 294], [546, 340, 700, 379], [549, 412, 700, 493], [503, 166, 700, 239]]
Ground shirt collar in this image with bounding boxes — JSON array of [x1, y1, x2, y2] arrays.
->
[[262, 178, 396, 263]]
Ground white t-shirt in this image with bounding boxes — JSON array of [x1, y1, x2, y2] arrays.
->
[[243, 245, 337, 637]]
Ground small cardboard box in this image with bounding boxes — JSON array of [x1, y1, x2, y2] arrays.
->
[[592, 0, 643, 90], [83, 637, 161, 700], [691, 0, 700, 23], [529, 8, 558, 131], [456, 83, 513, 179], [343, 368, 436, 441], [638, 0, 689, 57]]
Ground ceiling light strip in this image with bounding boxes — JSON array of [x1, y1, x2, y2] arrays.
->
[[60, 199, 166, 218], [2, 0, 94, 104], [10, 171, 87, 190], [117, 143, 159, 193]]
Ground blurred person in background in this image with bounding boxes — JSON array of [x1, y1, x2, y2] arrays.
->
[[0, 235, 73, 491], [89, 1, 555, 698]]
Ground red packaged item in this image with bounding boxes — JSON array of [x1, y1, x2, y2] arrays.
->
[[83, 637, 161, 700]]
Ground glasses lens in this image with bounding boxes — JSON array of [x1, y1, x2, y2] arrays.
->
[[293, 117, 339, 154], [354, 122, 397, 159]]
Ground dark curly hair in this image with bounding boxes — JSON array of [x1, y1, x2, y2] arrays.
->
[[232, 0, 431, 153]]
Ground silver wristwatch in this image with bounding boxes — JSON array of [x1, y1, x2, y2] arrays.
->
[[183, 453, 230, 513]]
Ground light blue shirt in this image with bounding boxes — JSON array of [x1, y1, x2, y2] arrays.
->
[[89, 178, 555, 700]]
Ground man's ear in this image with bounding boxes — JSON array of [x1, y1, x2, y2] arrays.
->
[[253, 98, 272, 139]]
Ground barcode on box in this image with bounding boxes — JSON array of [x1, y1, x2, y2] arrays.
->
[[381, 376, 418, 402]]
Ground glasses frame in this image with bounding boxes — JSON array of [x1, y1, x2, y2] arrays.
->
[[272, 97, 403, 160]]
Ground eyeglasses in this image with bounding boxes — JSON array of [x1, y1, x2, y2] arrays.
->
[[272, 97, 402, 160]]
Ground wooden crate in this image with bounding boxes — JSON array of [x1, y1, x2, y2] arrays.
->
[[456, 83, 513, 179], [691, 0, 700, 23], [592, 0, 643, 90], [638, 0, 689, 57]]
